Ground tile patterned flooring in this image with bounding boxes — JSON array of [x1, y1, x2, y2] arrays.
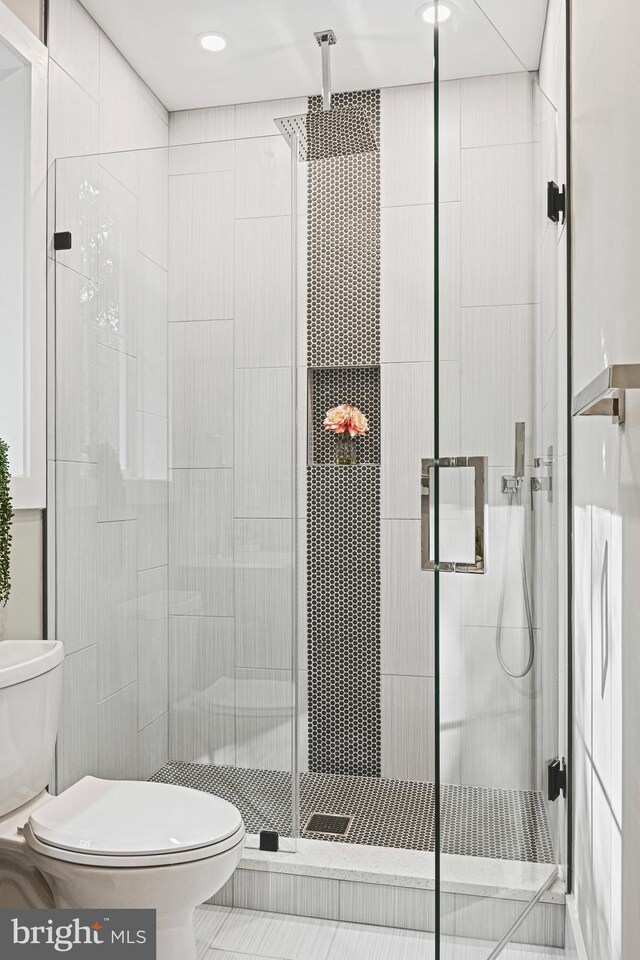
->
[[152, 762, 555, 864], [193, 905, 565, 960]]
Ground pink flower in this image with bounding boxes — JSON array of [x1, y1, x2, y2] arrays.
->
[[323, 404, 369, 437]]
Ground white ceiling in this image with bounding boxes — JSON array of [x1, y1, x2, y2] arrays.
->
[[79, 0, 550, 112]]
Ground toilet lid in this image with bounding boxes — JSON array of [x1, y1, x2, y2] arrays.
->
[[29, 777, 243, 856]]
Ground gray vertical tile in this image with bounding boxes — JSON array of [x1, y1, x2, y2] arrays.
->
[[461, 72, 535, 148], [381, 201, 460, 364], [381, 519, 433, 677], [459, 468, 534, 631], [381, 675, 435, 782], [169, 104, 236, 145], [48, 0, 100, 101], [138, 412, 168, 482], [459, 306, 535, 467], [440, 891, 564, 947], [168, 171, 234, 321], [461, 143, 536, 307], [381, 80, 460, 207], [98, 34, 139, 192], [55, 263, 98, 462], [234, 368, 293, 519], [235, 668, 294, 771], [234, 519, 293, 670], [137, 254, 168, 417], [168, 616, 235, 764], [138, 713, 169, 780], [97, 682, 138, 780], [53, 154, 99, 282], [97, 344, 137, 522], [137, 565, 169, 731], [169, 320, 233, 468], [455, 625, 536, 790], [57, 645, 99, 791], [380, 361, 460, 520], [97, 519, 138, 700], [234, 216, 292, 368], [138, 149, 168, 270], [339, 881, 435, 931], [97, 166, 138, 355], [235, 137, 291, 219], [234, 871, 340, 921], [48, 61, 99, 164], [169, 468, 234, 616], [56, 461, 98, 655], [137, 478, 168, 572]]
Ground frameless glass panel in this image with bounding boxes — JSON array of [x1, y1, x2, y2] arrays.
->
[[0, 40, 29, 479], [433, 1, 567, 955], [50, 136, 298, 850]]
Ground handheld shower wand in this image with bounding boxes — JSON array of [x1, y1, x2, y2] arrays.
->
[[497, 423, 536, 678]]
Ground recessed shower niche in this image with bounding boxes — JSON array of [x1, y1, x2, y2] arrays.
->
[[307, 366, 381, 465]]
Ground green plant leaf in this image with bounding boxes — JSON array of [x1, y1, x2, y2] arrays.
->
[[0, 438, 13, 606]]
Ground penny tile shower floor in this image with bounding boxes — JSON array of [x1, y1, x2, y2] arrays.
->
[[193, 905, 565, 959], [151, 763, 555, 864]]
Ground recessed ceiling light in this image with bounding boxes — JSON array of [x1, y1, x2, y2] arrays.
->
[[419, 3, 452, 24], [197, 33, 228, 52]]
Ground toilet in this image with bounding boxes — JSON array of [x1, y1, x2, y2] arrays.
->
[[0, 640, 245, 960]]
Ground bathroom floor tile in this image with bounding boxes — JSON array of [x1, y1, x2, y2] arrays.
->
[[194, 906, 233, 956], [203, 907, 338, 960], [153, 762, 554, 864], [194, 907, 564, 960], [328, 922, 432, 960]]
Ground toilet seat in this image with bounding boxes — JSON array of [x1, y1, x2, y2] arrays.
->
[[24, 777, 245, 868]]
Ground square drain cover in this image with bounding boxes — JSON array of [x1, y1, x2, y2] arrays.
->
[[304, 812, 352, 837]]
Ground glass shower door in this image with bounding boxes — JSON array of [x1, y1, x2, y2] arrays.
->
[[50, 134, 300, 850], [432, 1, 565, 955]]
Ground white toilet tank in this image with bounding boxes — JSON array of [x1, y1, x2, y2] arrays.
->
[[0, 641, 64, 818]]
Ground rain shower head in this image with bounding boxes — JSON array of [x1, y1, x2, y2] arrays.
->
[[274, 29, 377, 161]]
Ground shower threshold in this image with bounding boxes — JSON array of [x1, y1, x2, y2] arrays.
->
[[150, 762, 554, 865]]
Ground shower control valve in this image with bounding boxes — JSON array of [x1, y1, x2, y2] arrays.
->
[[501, 475, 520, 494]]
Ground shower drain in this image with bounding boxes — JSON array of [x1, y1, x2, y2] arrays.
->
[[304, 812, 353, 837]]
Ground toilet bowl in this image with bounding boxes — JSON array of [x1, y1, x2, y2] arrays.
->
[[0, 641, 245, 960]]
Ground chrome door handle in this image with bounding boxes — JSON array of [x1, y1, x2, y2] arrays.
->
[[421, 456, 488, 574]]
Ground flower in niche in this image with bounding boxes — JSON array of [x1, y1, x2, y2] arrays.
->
[[323, 404, 369, 437]]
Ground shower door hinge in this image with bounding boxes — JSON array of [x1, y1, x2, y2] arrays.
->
[[53, 230, 72, 251], [548, 757, 567, 801], [547, 181, 566, 224]]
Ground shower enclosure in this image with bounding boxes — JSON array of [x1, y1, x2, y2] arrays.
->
[[48, 2, 568, 955]]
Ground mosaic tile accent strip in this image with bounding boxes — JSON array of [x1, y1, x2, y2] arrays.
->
[[307, 464, 381, 776], [307, 90, 381, 368], [306, 89, 382, 779], [150, 762, 555, 864], [308, 366, 381, 465]]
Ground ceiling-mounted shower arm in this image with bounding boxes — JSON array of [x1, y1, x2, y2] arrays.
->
[[314, 29, 337, 112]]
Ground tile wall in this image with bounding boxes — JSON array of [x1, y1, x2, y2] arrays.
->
[[167, 102, 300, 774], [379, 73, 548, 792]]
